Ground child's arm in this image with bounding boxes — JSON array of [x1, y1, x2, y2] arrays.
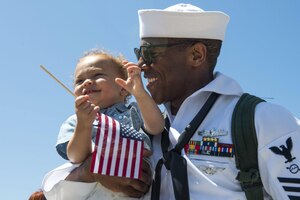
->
[[115, 62, 164, 135], [67, 95, 100, 163]]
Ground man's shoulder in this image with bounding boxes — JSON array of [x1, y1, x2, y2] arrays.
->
[[254, 101, 299, 147]]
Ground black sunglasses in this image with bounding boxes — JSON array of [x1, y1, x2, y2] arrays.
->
[[134, 42, 188, 65]]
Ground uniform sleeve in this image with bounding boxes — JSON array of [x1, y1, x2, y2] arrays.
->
[[56, 115, 77, 160], [41, 163, 97, 200], [255, 102, 300, 199], [42, 163, 151, 200]]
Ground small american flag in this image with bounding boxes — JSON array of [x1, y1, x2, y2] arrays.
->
[[90, 113, 144, 179]]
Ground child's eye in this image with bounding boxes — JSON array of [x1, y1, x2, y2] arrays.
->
[[94, 73, 104, 79], [75, 79, 84, 85]]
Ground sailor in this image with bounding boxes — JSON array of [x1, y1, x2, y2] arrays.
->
[[136, 3, 300, 200]]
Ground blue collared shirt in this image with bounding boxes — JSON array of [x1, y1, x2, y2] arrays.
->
[[56, 102, 151, 160]]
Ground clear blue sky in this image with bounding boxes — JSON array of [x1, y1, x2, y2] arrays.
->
[[1, 0, 299, 199]]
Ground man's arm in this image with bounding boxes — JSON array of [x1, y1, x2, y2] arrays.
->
[[65, 151, 152, 198]]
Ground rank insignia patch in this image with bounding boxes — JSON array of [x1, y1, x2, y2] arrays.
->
[[184, 137, 234, 157], [269, 137, 296, 163], [277, 177, 300, 199]]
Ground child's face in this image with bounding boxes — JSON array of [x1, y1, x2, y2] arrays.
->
[[74, 54, 126, 109]]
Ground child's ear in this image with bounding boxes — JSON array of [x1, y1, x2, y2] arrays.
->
[[120, 88, 129, 97]]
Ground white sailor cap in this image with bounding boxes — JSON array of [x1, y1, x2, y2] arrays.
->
[[138, 3, 230, 41]]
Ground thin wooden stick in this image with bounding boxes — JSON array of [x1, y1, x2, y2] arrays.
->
[[40, 65, 75, 97]]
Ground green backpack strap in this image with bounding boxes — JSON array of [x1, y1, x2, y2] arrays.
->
[[231, 93, 265, 200]]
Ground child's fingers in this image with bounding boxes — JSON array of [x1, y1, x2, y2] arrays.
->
[[78, 103, 98, 115], [91, 106, 100, 115], [123, 61, 138, 69], [127, 66, 141, 76], [83, 104, 94, 114], [75, 95, 89, 107], [127, 65, 141, 71], [76, 96, 98, 114]]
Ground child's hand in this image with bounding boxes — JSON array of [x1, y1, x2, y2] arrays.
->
[[75, 95, 100, 126], [115, 61, 146, 97]]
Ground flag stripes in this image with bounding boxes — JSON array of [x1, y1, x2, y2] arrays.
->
[[90, 113, 144, 179]]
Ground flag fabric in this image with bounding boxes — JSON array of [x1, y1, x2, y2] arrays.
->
[[90, 113, 144, 179]]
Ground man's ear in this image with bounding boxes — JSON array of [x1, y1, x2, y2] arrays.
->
[[190, 42, 207, 67]]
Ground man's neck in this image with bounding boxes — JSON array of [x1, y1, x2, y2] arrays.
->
[[170, 74, 214, 115]]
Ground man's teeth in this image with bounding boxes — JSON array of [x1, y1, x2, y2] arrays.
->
[[147, 77, 158, 83]]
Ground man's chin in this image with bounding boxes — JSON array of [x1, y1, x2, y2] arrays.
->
[[147, 85, 165, 104], [151, 94, 164, 105]]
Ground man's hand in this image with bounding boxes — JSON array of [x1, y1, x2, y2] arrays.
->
[[66, 150, 152, 198]]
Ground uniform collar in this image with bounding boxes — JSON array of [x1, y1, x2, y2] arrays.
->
[[164, 72, 243, 118], [196, 72, 243, 96]]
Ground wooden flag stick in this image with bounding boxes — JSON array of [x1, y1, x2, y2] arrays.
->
[[39, 65, 75, 97]]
